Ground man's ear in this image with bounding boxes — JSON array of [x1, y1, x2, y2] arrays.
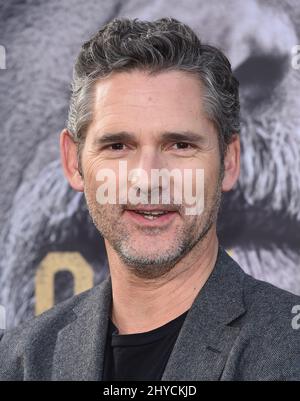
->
[[60, 128, 84, 192], [221, 134, 240, 192]]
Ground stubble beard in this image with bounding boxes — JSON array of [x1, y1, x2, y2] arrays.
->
[[84, 172, 223, 280]]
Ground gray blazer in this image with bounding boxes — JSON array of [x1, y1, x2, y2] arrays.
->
[[0, 247, 299, 381]]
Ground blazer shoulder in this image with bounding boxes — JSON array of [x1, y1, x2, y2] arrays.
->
[[242, 270, 300, 315], [221, 248, 300, 317], [234, 271, 300, 379], [220, 252, 300, 379], [0, 277, 110, 380], [1, 279, 110, 339]]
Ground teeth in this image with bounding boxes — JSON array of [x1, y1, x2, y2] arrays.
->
[[136, 210, 167, 216], [132, 210, 170, 220], [143, 215, 156, 220]]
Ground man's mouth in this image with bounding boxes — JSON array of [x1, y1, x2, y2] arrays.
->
[[123, 206, 179, 225], [131, 210, 170, 220]]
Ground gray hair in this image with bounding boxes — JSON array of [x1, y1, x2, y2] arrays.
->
[[67, 17, 240, 165]]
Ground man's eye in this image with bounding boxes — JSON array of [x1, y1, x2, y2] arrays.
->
[[109, 143, 125, 150], [173, 142, 193, 150]]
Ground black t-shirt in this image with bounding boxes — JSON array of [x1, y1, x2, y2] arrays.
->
[[102, 309, 189, 381]]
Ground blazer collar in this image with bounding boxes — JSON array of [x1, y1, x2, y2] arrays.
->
[[53, 246, 246, 381]]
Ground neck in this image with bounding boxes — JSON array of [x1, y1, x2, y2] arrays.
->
[[105, 227, 219, 334]]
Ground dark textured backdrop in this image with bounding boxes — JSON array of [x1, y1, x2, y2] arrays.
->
[[0, 0, 300, 328]]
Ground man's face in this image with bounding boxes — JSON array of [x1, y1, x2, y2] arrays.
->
[[81, 70, 223, 278]]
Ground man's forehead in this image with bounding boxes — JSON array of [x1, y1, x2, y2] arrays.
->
[[87, 70, 212, 143], [93, 69, 204, 103], [90, 71, 207, 132]]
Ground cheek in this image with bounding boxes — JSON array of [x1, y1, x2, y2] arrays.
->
[[84, 165, 99, 197], [83, 155, 107, 185], [192, 157, 220, 188], [82, 160, 106, 206], [84, 159, 123, 208]]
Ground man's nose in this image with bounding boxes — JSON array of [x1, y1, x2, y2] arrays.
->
[[128, 147, 165, 199]]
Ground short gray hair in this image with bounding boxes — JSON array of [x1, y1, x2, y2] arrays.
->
[[67, 17, 240, 163]]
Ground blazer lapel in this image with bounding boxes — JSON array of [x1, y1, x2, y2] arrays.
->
[[161, 247, 246, 381], [52, 275, 112, 381]]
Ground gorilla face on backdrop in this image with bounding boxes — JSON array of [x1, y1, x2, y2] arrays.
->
[[0, 0, 300, 328]]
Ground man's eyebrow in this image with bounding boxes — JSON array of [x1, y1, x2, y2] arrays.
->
[[160, 131, 207, 143], [92, 130, 206, 147], [93, 131, 135, 146]]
